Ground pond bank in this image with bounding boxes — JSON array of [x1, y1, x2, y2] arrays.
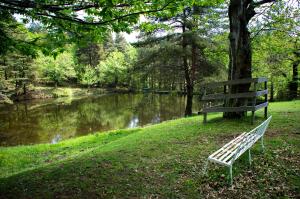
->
[[9, 87, 130, 102], [0, 87, 107, 104], [0, 86, 201, 104], [0, 100, 299, 198]]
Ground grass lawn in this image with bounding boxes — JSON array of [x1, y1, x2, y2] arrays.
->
[[0, 100, 299, 198]]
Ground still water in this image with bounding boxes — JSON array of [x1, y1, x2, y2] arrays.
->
[[0, 94, 202, 146]]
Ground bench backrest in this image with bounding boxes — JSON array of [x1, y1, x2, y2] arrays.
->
[[231, 116, 272, 164]]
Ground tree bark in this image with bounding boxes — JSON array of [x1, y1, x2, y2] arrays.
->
[[182, 19, 194, 116], [225, 0, 275, 118], [224, 0, 256, 118]]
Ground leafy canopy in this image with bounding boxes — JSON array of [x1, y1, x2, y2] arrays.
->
[[0, 0, 224, 55]]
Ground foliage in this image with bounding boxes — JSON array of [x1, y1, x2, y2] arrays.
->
[[114, 33, 128, 52], [80, 65, 98, 88], [52, 88, 73, 98], [98, 45, 137, 87], [0, 10, 39, 57], [33, 48, 76, 86], [0, 93, 13, 104], [0, 0, 208, 55], [252, 31, 293, 99], [0, 0, 298, 102], [75, 43, 101, 67]]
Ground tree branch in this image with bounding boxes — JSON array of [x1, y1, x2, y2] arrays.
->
[[253, 0, 276, 8], [0, 0, 175, 26]]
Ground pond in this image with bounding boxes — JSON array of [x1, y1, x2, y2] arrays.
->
[[0, 94, 202, 146]]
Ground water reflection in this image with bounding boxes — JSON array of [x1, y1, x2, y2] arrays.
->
[[0, 94, 201, 146], [128, 116, 139, 128], [51, 134, 62, 144]]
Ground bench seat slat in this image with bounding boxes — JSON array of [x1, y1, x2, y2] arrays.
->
[[222, 134, 259, 163], [215, 133, 249, 160], [211, 133, 251, 160], [214, 136, 253, 163], [210, 132, 262, 165], [209, 156, 231, 166], [217, 134, 255, 162], [229, 134, 263, 162], [209, 132, 248, 159]]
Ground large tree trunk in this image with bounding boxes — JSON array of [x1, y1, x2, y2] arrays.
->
[[225, 0, 275, 118], [224, 0, 256, 118]]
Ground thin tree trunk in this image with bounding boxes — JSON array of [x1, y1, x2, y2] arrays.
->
[[114, 75, 118, 88], [23, 83, 26, 95], [89, 52, 92, 66], [15, 73, 18, 89], [4, 69, 7, 80], [289, 59, 299, 99], [182, 18, 193, 116], [186, 44, 197, 116], [3, 59, 7, 80], [270, 81, 274, 102], [151, 75, 154, 90]]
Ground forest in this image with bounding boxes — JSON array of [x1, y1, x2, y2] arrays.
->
[[0, 0, 300, 198], [0, 0, 299, 116]]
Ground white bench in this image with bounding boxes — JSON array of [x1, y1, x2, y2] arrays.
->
[[204, 116, 272, 185]]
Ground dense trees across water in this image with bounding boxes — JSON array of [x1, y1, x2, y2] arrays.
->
[[0, 0, 299, 115]]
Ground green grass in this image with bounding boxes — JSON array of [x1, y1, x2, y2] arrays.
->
[[0, 100, 299, 198]]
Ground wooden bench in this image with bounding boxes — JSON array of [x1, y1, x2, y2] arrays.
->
[[201, 77, 269, 124], [204, 116, 272, 185]]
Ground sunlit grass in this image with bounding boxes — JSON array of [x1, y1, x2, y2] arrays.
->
[[0, 100, 299, 198]]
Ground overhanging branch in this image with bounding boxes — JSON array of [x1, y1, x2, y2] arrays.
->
[[253, 0, 276, 8], [0, 0, 175, 26]]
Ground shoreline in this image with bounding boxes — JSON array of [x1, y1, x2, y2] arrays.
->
[[0, 87, 134, 104], [0, 86, 202, 105], [0, 100, 299, 198]]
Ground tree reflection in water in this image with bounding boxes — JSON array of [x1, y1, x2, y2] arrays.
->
[[0, 94, 201, 146]]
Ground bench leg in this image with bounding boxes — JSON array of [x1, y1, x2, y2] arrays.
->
[[228, 165, 233, 186], [203, 113, 207, 124], [251, 111, 255, 125], [261, 136, 265, 152], [264, 107, 268, 119], [248, 149, 252, 166]]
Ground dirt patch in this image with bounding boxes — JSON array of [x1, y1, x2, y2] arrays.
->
[[266, 129, 300, 138], [265, 130, 282, 138]]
